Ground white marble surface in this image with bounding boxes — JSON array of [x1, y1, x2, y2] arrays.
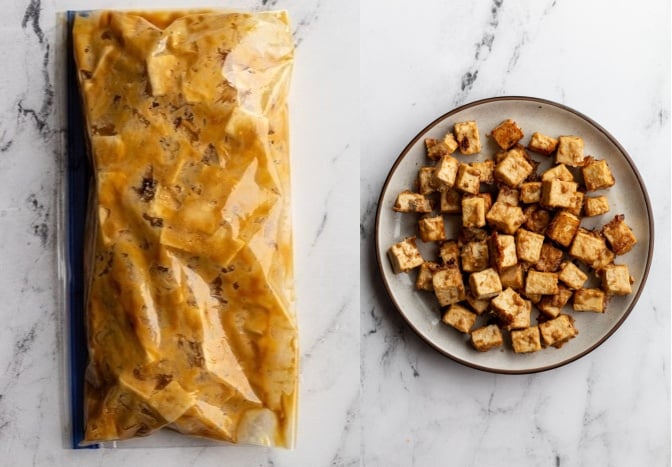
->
[[361, 1, 670, 466], [0, 0, 358, 466]]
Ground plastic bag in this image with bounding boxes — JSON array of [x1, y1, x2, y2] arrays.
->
[[70, 9, 297, 448]]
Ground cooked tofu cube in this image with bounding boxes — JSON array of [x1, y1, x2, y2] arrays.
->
[[439, 240, 460, 267], [494, 150, 534, 187], [527, 132, 558, 156], [454, 163, 481, 194], [454, 120, 482, 155], [564, 191, 584, 217], [486, 201, 527, 234], [462, 196, 486, 228], [541, 180, 578, 209], [558, 261, 588, 290], [525, 270, 559, 295], [415, 261, 442, 291], [591, 246, 616, 271], [573, 288, 606, 313], [516, 228, 545, 263], [569, 228, 608, 265], [432, 154, 460, 190], [582, 158, 615, 191], [539, 314, 578, 348], [490, 119, 524, 150], [602, 215, 637, 255], [491, 233, 517, 270], [546, 211, 580, 247], [461, 240, 490, 272], [535, 243, 564, 272], [393, 190, 433, 213], [418, 167, 437, 195], [601, 263, 633, 295], [440, 188, 462, 213], [499, 264, 525, 290], [471, 324, 504, 352], [584, 195, 610, 217], [497, 186, 520, 206], [425, 138, 451, 160], [465, 291, 491, 315], [520, 182, 542, 204], [523, 205, 552, 233], [418, 215, 446, 242], [511, 326, 542, 353], [432, 266, 465, 306], [537, 285, 573, 318], [470, 160, 495, 184], [469, 267, 503, 300], [442, 304, 477, 333], [541, 163, 575, 182], [491, 287, 529, 330], [443, 133, 459, 154], [388, 237, 424, 273], [556, 135, 585, 167]]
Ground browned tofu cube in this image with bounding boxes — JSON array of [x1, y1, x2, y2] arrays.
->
[[491, 287, 530, 330], [432, 266, 465, 306], [440, 188, 462, 213], [573, 288, 606, 313], [425, 138, 451, 160], [393, 190, 433, 213], [494, 150, 534, 188], [564, 191, 584, 217], [582, 158, 615, 191], [541, 180, 578, 209], [556, 135, 585, 167], [471, 324, 504, 352], [442, 304, 477, 333], [525, 270, 559, 295], [601, 263, 633, 295], [470, 160, 495, 184], [520, 182, 542, 204], [418, 215, 446, 242], [415, 261, 442, 291], [539, 314, 578, 348], [536, 243, 564, 272], [469, 267, 503, 300], [537, 285, 573, 318], [524, 205, 552, 233], [443, 132, 459, 154], [511, 326, 542, 353], [558, 261, 588, 290], [602, 215, 637, 255], [499, 264, 525, 290], [541, 163, 575, 182], [454, 120, 482, 155], [418, 167, 437, 195], [491, 233, 517, 271], [528, 132, 558, 156], [439, 240, 460, 267], [546, 211, 580, 247], [569, 228, 608, 265], [461, 240, 489, 272], [454, 163, 482, 194], [486, 201, 527, 234], [465, 290, 491, 315], [432, 154, 460, 190], [584, 195, 610, 217], [497, 186, 520, 206], [516, 228, 545, 263], [388, 237, 424, 273], [462, 196, 486, 228], [490, 119, 524, 150]]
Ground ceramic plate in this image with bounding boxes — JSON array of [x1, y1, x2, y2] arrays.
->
[[375, 96, 653, 374]]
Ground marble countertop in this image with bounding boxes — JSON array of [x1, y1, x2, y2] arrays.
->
[[0, 0, 358, 466], [361, 1, 669, 466]]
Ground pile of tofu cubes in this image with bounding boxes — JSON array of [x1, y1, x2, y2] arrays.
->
[[388, 119, 637, 353]]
